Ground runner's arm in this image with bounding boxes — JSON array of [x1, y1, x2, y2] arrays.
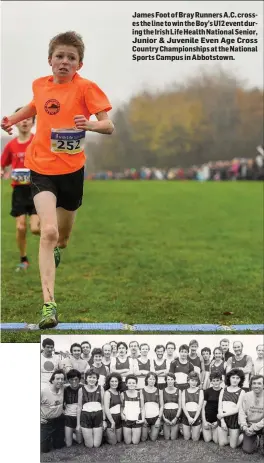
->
[[103, 390, 115, 426], [76, 388, 83, 428], [158, 389, 164, 419], [238, 394, 248, 428], [4, 103, 36, 126], [100, 386, 106, 421], [200, 356, 206, 385], [181, 390, 191, 421], [1, 143, 12, 176], [193, 389, 204, 423], [177, 390, 182, 418], [74, 111, 114, 135]]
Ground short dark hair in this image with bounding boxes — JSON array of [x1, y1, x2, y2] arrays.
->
[[145, 372, 158, 387], [139, 343, 150, 351], [48, 31, 85, 62], [42, 338, 54, 348], [70, 343, 82, 353], [187, 371, 200, 386], [250, 375, 264, 388], [15, 107, 35, 124], [225, 368, 245, 387], [210, 371, 222, 382], [66, 369, 81, 381], [84, 368, 99, 383], [49, 369, 65, 383], [155, 345, 165, 353], [179, 344, 189, 353], [213, 346, 223, 356], [165, 372, 176, 383], [104, 372, 123, 391], [129, 340, 139, 348], [91, 348, 103, 357], [189, 340, 199, 347], [117, 342, 128, 351], [125, 374, 138, 384], [201, 347, 211, 355], [81, 341, 91, 349], [166, 342, 176, 349]]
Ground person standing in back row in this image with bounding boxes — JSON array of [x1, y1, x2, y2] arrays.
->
[[1, 31, 114, 329]]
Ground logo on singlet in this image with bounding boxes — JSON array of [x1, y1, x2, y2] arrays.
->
[[44, 99, 60, 115]]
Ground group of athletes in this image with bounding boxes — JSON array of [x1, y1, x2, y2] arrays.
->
[[41, 337, 264, 455], [1, 30, 114, 329]]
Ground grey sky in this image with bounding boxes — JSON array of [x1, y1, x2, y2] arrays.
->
[[1, 0, 263, 123]]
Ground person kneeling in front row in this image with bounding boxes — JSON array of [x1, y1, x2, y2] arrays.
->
[[239, 375, 264, 454]]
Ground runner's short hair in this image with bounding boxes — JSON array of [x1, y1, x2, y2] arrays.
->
[[189, 339, 199, 347], [66, 369, 81, 381], [165, 372, 176, 383], [81, 341, 91, 349], [117, 342, 128, 351], [49, 369, 65, 383], [42, 338, 54, 348], [250, 375, 264, 388], [91, 348, 103, 357], [187, 371, 200, 386], [139, 343, 150, 351], [166, 342, 176, 349], [154, 345, 165, 353], [201, 347, 211, 355], [179, 344, 189, 353], [209, 371, 222, 382], [125, 374, 138, 384], [85, 368, 99, 383], [48, 31, 85, 62]]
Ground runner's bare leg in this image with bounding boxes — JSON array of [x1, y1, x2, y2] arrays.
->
[[33, 191, 58, 302]]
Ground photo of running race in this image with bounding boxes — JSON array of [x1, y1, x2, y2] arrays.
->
[[40, 334, 264, 462], [1, 1, 263, 340]]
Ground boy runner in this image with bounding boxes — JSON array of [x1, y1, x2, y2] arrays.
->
[[1, 108, 40, 270], [1, 31, 114, 329]]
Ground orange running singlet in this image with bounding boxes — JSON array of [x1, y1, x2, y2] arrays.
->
[[25, 73, 112, 175]]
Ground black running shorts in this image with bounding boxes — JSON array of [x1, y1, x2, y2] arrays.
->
[[10, 185, 37, 217], [30, 167, 84, 212]]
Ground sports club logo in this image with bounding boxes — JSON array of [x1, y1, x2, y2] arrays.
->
[[44, 99, 60, 115]]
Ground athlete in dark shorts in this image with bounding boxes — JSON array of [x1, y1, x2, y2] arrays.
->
[[1, 31, 114, 329], [182, 371, 204, 441], [1, 108, 40, 270], [169, 344, 194, 391], [76, 369, 106, 448], [64, 369, 82, 447], [141, 372, 163, 442], [202, 371, 222, 444], [217, 368, 245, 448], [163, 373, 182, 441], [121, 375, 145, 445], [104, 373, 123, 445]]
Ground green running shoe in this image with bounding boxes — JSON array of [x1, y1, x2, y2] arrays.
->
[[38, 302, 58, 329], [54, 246, 61, 268]]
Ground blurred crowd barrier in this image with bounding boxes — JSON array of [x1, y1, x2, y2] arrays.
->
[[86, 156, 264, 181]]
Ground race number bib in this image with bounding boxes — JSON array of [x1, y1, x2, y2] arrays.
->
[[51, 128, 86, 155], [11, 168, 30, 185]]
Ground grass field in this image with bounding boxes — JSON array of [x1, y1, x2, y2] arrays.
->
[[40, 435, 264, 463], [1, 181, 263, 342]]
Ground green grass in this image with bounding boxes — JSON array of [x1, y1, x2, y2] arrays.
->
[[1, 181, 263, 342]]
